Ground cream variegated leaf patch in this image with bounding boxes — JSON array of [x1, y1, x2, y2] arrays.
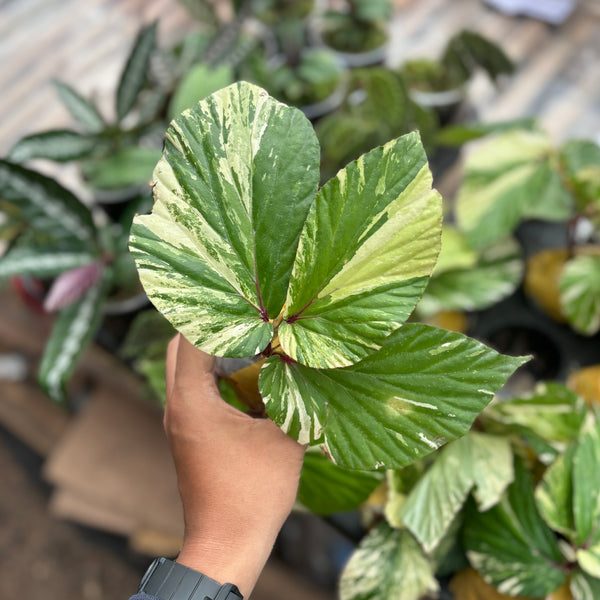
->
[[130, 82, 442, 363]]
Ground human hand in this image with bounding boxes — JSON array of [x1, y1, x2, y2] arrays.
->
[[164, 334, 306, 598]]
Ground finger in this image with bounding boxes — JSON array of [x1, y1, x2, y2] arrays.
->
[[174, 334, 218, 395], [165, 333, 181, 400]]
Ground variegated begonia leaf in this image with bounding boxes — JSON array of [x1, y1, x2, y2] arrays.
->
[[559, 254, 600, 336], [339, 522, 438, 600], [258, 323, 526, 468], [455, 130, 573, 249], [131, 82, 442, 366], [279, 131, 442, 368], [130, 82, 320, 357]]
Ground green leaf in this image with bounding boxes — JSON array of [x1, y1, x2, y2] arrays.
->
[[339, 523, 438, 600], [82, 146, 161, 190], [571, 570, 600, 600], [39, 269, 111, 403], [463, 459, 566, 597], [573, 420, 600, 547], [559, 255, 600, 336], [169, 63, 234, 119], [279, 132, 442, 368], [130, 82, 320, 357], [432, 226, 478, 276], [486, 382, 587, 447], [535, 444, 576, 539], [456, 130, 573, 248], [54, 80, 105, 133], [0, 159, 96, 245], [398, 432, 513, 553], [0, 246, 97, 280], [259, 323, 526, 467], [561, 140, 600, 217], [298, 447, 384, 515], [418, 237, 523, 316], [116, 21, 157, 121], [436, 117, 538, 147], [8, 130, 97, 163]]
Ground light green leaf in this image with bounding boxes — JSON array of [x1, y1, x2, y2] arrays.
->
[[8, 130, 97, 163], [486, 382, 587, 447], [297, 447, 384, 515], [463, 460, 566, 598], [398, 432, 513, 553], [571, 570, 600, 600], [169, 63, 234, 119], [561, 140, 600, 217], [559, 255, 600, 336], [339, 523, 438, 600], [456, 130, 573, 248], [535, 444, 576, 539], [116, 21, 157, 121], [433, 226, 478, 276], [0, 246, 97, 280], [436, 117, 538, 147], [578, 544, 600, 579], [39, 269, 111, 403], [0, 159, 96, 245], [82, 147, 161, 190], [418, 237, 523, 316], [279, 132, 442, 368], [130, 82, 320, 357], [259, 323, 526, 467], [573, 420, 600, 547], [54, 80, 105, 133]]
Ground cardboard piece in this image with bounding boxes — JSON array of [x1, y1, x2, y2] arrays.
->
[[44, 388, 183, 539]]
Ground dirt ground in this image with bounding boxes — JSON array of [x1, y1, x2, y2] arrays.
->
[[0, 425, 149, 600]]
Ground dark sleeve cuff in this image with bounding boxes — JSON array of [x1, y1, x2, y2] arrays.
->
[[129, 593, 161, 600]]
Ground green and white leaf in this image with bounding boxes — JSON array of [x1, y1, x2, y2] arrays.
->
[[259, 323, 526, 467], [0, 246, 97, 280], [398, 432, 513, 553], [279, 132, 442, 368], [82, 147, 161, 190], [463, 459, 566, 598], [54, 80, 105, 133], [297, 447, 384, 515], [571, 570, 600, 600], [39, 269, 111, 403], [418, 236, 523, 316], [573, 419, 600, 547], [339, 523, 438, 600], [456, 130, 573, 248], [486, 382, 587, 448], [130, 82, 320, 357], [0, 159, 96, 245], [578, 544, 600, 579], [8, 130, 97, 163], [116, 21, 157, 121], [535, 444, 576, 539], [559, 254, 600, 336]]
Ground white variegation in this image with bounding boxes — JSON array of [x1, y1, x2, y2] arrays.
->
[[0, 248, 96, 279], [559, 254, 600, 336]]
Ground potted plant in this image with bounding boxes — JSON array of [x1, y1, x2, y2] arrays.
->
[[313, 0, 392, 67], [400, 29, 514, 123]]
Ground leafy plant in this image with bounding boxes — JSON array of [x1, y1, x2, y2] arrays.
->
[[129, 81, 523, 472], [401, 29, 514, 93], [339, 381, 600, 600], [319, 0, 392, 54]]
